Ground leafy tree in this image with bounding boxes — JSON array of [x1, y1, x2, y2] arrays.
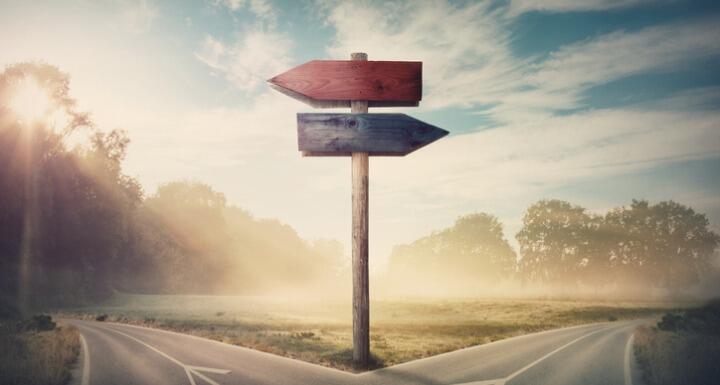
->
[[516, 200, 597, 287], [604, 200, 720, 291], [516, 199, 720, 295], [0, 61, 348, 310], [0, 62, 141, 311], [387, 213, 516, 294]]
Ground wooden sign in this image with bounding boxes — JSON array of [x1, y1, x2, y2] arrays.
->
[[269, 52, 447, 369], [298, 113, 448, 156], [268, 60, 421, 108]]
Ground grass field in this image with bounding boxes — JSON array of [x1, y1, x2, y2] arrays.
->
[[59, 294, 685, 371], [634, 300, 720, 385], [0, 317, 80, 385]]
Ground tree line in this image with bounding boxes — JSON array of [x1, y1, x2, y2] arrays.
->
[[385, 199, 720, 297], [2, 63, 718, 314], [0, 63, 345, 315]]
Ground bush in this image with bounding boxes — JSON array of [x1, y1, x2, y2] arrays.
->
[[657, 299, 720, 334], [635, 326, 720, 385], [14, 315, 56, 332], [96, 314, 108, 321], [657, 313, 683, 331]]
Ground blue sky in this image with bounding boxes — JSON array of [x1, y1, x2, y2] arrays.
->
[[1, 0, 719, 270]]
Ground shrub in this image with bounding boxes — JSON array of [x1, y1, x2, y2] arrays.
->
[[19, 315, 56, 331]]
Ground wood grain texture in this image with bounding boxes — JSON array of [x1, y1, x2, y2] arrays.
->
[[351, 151, 369, 367], [268, 60, 421, 107], [350, 52, 370, 369], [298, 113, 449, 156]]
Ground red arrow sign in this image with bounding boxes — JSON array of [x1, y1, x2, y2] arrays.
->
[[268, 60, 422, 108]]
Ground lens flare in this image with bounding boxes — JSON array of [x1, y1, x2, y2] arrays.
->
[[8, 77, 53, 124]]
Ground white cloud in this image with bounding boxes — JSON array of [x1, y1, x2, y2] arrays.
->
[[198, 0, 287, 92], [212, 0, 244, 11], [373, 105, 720, 203], [249, 0, 276, 22], [195, 35, 227, 71], [530, 20, 720, 93], [508, 0, 671, 16], [210, 0, 277, 24], [323, 1, 720, 126], [324, 1, 516, 108], [120, 0, 158, 34], [196, 29, 292, 92]]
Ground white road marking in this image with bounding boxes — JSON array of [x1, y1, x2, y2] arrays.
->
[[624, 332, 635, 385], [188, 366, 231, 374], [80, 334, 90, 385], [453, 325, 610, 385], [97, 324, 230, 385]]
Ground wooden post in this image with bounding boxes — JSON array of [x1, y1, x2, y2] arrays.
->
[[350, 52, 370, 368]]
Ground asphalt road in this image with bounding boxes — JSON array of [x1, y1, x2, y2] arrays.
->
[[66, 319, 646, 385]]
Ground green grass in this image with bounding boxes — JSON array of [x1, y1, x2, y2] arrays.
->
[[0, 318, 80, 385], [59, 294, 684, 372]]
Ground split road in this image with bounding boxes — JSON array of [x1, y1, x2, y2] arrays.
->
[[66, 318, 645, 385]]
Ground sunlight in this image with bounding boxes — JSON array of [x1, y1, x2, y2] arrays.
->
[[8, 76, 53, 124]]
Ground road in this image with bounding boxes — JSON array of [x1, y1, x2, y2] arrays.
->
[[65, 319, 646, 385]]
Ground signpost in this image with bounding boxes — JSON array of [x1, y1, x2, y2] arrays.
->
[[269, 52, 448, 368]]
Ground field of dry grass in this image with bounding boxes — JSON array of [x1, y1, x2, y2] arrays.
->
[[60, 294, 684, 371], [634, 300, 720, 385], [634, 327, 720, 385], [0, 318, 80, 385]]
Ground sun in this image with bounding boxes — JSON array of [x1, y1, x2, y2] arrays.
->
[[7, 77, 53, 124]]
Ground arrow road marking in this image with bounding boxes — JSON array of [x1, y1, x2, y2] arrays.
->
[[452, 326, 609, 385], [98, 324, 230, 385]]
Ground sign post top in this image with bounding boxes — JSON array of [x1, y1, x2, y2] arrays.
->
[[267, 59, 422, 108]]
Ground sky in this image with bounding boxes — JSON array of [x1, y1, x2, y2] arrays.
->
[[1, 0, 719, 273]]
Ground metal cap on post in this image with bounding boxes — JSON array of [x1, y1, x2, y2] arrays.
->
[[350, 51, 370, 369]]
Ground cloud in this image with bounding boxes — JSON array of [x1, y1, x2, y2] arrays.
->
[[322, 1, 720, 126], [507, 0, 671, 16], [198, 0, 287, 92], [195, 29, 292, 92], [529, 20, 720, 93], [323, 1, 521, 109], [373, 104, 720, 203], [120, 0, 158, 34], [210, 0, 277, 24]]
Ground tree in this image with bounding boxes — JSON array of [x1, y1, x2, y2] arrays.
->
[[604, 200, 720, 291], [516, 199, 597, 287], [387, 213, 516, 295], [0, 62, 141, 311]]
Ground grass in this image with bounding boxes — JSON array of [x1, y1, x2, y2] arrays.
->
[[0, 316, 80, 385], [59, 293, 683, 372], [634, 300, 720, 385]]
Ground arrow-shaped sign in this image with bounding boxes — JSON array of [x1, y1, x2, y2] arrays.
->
[[298, 113, 448, 156], [270, 52, 447, 368], [268, 60, 422, 108]]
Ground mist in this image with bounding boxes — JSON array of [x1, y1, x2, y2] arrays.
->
[[1, 63, 719, 319]]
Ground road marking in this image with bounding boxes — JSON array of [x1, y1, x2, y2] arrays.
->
[[97, 324, 230, 385], [624, 332, 635, 385], [453, 325, 610, 385], [188, 365, 232, 374], [80, 334, 90, 385]]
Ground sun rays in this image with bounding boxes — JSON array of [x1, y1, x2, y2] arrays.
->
[[7, 76, 53, 125]]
